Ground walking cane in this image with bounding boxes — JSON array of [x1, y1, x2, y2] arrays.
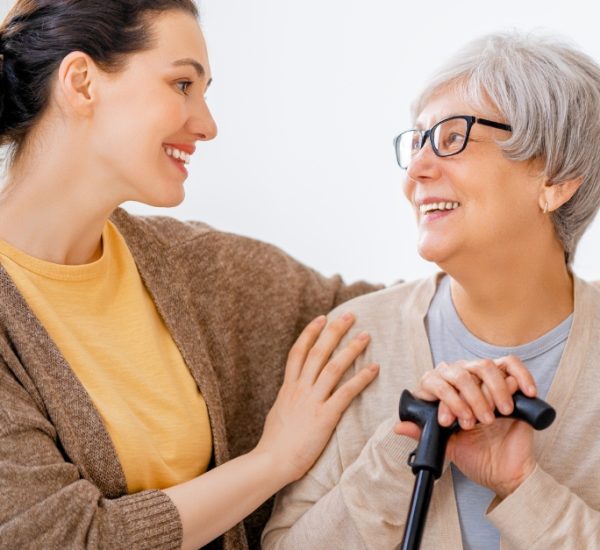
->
[[398, 390, 556, 550]]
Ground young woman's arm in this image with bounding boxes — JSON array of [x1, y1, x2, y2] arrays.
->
[[164, 312, 378, 549]]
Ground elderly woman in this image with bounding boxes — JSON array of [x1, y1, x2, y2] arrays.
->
[[262, 32, 600, 549]]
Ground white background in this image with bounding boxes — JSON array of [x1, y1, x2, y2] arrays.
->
[[2, 1, 599, 285]]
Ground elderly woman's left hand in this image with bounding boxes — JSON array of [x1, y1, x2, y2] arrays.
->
[[445, 411, 536, 498], [395, 355, 538, 498]]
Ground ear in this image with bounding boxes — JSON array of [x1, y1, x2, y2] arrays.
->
[[539, 176, 584, 213], [55, 51, 98, 116]]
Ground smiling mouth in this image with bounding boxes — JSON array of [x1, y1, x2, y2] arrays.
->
[[419, 201, 460, 215], [163, 145, 191, 165]]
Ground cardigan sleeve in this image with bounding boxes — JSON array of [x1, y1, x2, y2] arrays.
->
[[179, 229, 386, 548], [487, 465, 600, 549], [0, 360, 182, 550], [198, 225, 384, 311], [261, 417, 419, 549]]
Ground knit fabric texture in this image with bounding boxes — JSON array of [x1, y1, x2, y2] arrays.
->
[[0, 208, 380, 549]]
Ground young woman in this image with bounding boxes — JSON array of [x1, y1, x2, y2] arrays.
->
[[263, 32, 600, 548], [0, 2, 380, 549]]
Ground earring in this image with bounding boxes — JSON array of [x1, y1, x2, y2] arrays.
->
[[543, 201, 549, 214]]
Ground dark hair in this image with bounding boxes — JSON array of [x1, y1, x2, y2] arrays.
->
[[0, 0, 198, 157]]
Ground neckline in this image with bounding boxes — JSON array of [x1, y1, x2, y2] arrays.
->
[[0, 222, 114, 282], [437, 275, 573, 360]]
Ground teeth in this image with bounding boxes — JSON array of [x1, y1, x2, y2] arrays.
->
[[164, 146, 191, 165], [419, 201, 460, 215]]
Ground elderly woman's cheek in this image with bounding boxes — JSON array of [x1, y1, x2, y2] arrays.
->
[[402, 175, 415, 208]]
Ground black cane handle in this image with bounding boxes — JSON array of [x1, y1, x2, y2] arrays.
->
[[498, 391, 556, 430], [398, 390, 555, 479]]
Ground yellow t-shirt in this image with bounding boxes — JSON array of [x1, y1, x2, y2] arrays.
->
[[0, 221, 212, 493]]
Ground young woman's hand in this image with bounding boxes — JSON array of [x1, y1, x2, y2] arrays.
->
[[256, 313, 379, 483], [394, 355, 537, 498], [166, 313, 377, 549]]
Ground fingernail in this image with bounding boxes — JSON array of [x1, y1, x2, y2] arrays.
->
[[355, 331, 369, 341], [527, 385, 536, 396], [501, 402, 512, 415], [440, 413, 451, 425], [368, 363, 379, 372], [342, 312, 354, 321], [483, 412, 494, 424], [314, 315, 326, 324]]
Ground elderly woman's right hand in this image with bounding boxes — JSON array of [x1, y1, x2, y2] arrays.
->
[[256, 313, 379, 483], [414, 355, 537, 430]]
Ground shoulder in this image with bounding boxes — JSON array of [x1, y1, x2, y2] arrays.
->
[[574, 277, 600, 325], [575, 276, 600, 304], [327, 276, 439, 324], [109, 208, 339, 294], [111, 208, 294, 263], [110, 208, 214, 247], [587, 279, 600, 292]]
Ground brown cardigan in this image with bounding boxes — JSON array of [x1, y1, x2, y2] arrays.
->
[[0, 208, 379, 549]]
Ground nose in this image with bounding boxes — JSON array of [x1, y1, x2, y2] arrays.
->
[[406, 136, 441, 181], [188, 97, 218, 141]]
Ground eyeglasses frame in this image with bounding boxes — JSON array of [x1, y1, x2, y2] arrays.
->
[[393, 115, 513, 169]]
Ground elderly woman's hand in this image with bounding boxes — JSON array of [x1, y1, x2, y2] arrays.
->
[[415, 355, 537, 429], [395, 356, 538, 498]]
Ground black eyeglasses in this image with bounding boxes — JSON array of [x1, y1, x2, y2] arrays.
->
[[393, 115, 512, 169]]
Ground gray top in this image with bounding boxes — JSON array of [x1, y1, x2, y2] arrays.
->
[[426, 275, 572, 550]]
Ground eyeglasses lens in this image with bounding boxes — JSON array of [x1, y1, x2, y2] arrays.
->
[[398, 131, 421, 169], [433, 118, 467, 156], [396, 117, 470, 168]]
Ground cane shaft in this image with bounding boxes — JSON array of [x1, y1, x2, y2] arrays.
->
[[401, 469, 435, 550]]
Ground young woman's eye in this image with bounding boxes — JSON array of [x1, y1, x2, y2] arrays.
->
[[176, 80, 193, 94]]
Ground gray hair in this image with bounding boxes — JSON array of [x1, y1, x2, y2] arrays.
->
[[412, 32, 600, 264]]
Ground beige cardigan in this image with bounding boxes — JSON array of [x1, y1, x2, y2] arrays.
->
[[0, 209, 378, 550], [263, 274, 600, 549]]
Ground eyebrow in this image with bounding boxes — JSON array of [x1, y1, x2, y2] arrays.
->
[[172, 58, 212, 88]]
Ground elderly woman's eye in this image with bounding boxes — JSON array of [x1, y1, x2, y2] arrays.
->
[[410, 133, 422, 151], [443, 132, 464, 148]]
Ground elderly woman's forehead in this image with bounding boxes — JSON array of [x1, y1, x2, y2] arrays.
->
[[415, 86, 501, 127]]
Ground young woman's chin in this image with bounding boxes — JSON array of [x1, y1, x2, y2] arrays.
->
[[155, 195, 186, 209], [133, 181, 186, 209], [149, 190, 186, 208]]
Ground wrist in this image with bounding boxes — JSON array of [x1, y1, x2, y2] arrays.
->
[[494, 461, 537, 499], [248, 446, 298, 488]]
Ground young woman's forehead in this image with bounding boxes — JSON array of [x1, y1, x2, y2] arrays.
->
[[145, 11, 209, 66]]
